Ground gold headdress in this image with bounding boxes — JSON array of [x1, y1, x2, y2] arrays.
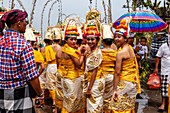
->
[[115, 16, 132, 37], [83, 19, 101, 38], [64, 18, 79, 38]]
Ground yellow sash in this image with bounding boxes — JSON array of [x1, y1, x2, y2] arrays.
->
[[60, 44, 80, 79], [62, 44, 80, 60]]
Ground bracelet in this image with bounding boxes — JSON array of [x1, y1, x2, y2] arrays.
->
[[37, 91, 44, 97]]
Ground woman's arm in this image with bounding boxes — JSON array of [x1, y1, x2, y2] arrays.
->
[[86, 67, 98, 97], [113, 52, 122, 91], [39, 63, 44, 75], [70, 55, 85, 67]]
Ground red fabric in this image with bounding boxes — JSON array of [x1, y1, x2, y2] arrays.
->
[[0, 9, 27, 30]]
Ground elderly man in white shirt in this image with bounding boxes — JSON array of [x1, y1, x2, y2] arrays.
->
[[154, 25, 170, 112]]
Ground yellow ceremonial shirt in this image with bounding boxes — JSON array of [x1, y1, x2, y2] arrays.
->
[[101, 50, 117, 75], [45, 45, 56, 64], [61, 44, 80, 79], [33, 50, 44, 63]]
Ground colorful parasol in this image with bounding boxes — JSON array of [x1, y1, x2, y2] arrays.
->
[[113, 10, 168, 33]]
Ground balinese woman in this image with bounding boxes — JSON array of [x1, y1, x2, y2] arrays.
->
[[60, 18, 86, 113], [109, 17, 141, 113], [44, 28, 58, 111], [83, 19, 104, 113], [101, 24, 117, 113], [51, 27, 63, 112]]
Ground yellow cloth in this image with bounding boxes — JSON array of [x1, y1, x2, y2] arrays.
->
[[85, 48, 103, 82], [118, 45, 141, 93], [61, 44, 83, 112], [33, 50, 44, 63], [62, 44, 80, 60], [45, 45, 56, 64], [120, 57, 141, 93], [101, 50, 116, 74], [40, 50, 48, 67], [61, 44, 80, 79]]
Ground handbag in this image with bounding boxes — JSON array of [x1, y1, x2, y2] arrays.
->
[[147, 72, 161, 89], [28, 82, 37, 98]]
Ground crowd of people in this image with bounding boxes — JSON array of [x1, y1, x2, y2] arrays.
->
[[0, 9, 170, 113]]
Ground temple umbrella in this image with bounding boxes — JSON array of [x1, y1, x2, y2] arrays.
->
[[113, 10, 168, 33]]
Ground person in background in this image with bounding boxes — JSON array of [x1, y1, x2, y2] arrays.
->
[[154, 26, 170, 112], [101, 24, 117, 113], [0, 9, 43, 113], [109, 17, 141, 113], [128, 33, 136, 49], [135, 37, 148, 69], [51, 27, 63, 112], [44, 28, 58, 112]]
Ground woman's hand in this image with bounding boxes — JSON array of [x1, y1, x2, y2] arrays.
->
[[86, 88, 91, 98], [112, 90, 118, 101]]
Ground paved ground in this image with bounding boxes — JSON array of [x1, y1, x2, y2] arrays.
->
[[34, 88, 167, 113]]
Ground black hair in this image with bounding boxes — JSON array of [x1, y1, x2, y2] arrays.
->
[[103, 38, 113, 46], [53, 39, 61, 43], [77, 39, 82, 45], [44, 39, 51, 44], [65, 36, 69, 41], [141, 37, 147, 41]]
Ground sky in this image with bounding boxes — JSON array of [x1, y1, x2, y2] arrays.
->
[[1, 0, 129, 37]]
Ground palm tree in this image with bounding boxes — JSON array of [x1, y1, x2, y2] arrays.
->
[[102, 0, 107, 23], [16, 0, 26, 11], [108, 0, 112, 23], [11, 0, 14, 9]]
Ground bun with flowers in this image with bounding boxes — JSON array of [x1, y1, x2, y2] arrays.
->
[[83, 19, 101, 38], [64, 18, 79, 38], [115, 16, 132, 37]]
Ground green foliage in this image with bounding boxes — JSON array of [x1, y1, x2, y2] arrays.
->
[[140, 59, 150, 88]]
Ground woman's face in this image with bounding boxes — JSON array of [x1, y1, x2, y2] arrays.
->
[[66, 36, 77, 48], [86, 36, 98, 49], [114, 34, 126, 47]]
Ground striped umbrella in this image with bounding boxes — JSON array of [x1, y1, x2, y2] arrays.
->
[[113, 10, 168, 33]]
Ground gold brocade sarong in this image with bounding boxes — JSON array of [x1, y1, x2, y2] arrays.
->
[[86, 78, 105, 113], [109, 56, 140, 112], [60, 44, 83, 112], [101, 50, 116, 111], [85, 48, 104, 113], [109, 81, 137, 111]]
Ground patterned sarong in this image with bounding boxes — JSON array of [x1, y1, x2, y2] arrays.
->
[[109, 81, 137, 112], [61, 77, 84, 112], [0, 84, 35, 113]]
